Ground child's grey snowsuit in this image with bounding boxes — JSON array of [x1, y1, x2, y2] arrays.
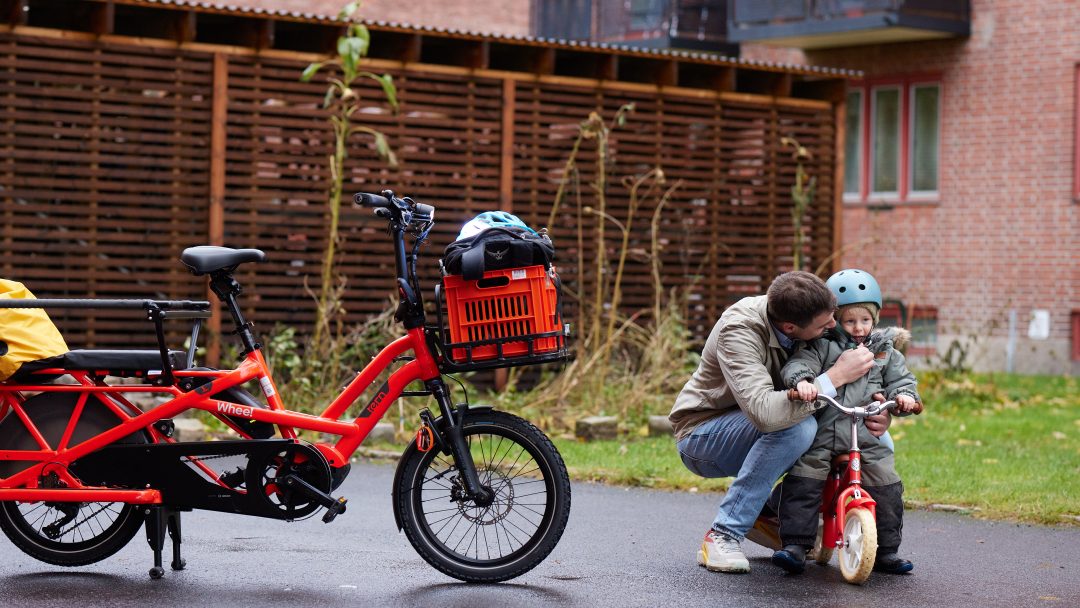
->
[[775, 327, 920, 552]]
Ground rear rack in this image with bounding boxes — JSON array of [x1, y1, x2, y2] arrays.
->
[[0, 299, 212, 384]]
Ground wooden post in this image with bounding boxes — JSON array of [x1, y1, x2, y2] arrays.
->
[[494, 77, 517, 391], [90, 0, 114, 37], [831, 95, 846, 274], [207, 53, 228, 365]]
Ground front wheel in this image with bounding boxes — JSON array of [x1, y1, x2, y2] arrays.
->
[[838, 507, 877, 584], [395, 409, 571, 582]]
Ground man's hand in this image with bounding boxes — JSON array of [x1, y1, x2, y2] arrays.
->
[[825, 345, 874, 388], [865, 410, 892, 437]]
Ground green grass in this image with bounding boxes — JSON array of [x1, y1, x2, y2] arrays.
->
[[552, 435, 731, 492], [360, 372, 1078, 526], [891, 372, 1079, 525]]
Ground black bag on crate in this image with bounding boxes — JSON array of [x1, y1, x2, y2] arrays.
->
[[442, 226, 555, 281]]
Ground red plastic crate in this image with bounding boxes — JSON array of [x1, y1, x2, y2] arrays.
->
[[441, 265, 561, 362]]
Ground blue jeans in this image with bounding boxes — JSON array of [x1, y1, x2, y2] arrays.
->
[[676, 408, 817, 540]]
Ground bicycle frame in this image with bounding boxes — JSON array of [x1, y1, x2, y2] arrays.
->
[[811, 394, 895, 553], [0, 323, 441, 504]]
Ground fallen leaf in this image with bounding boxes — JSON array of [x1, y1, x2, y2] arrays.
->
[[1052, 431, 1067, 440], [1039, 595, 1060, 601]]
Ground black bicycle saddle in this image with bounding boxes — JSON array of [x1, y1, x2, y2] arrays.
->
[[180, 246, 266, 275]]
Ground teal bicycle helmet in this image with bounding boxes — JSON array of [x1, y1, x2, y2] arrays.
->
[[456, 211, 538, 240], [825, 268, 882, 308]]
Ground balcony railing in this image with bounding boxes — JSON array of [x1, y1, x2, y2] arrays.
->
[[727, 0, 970, 49], [535, 0, 735, 52]]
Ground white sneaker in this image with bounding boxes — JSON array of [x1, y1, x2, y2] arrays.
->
[[697, 529, 750, 573]]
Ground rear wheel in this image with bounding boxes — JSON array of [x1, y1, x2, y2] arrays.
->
[[812, 517, 833, 565], [395, 409, 571, 582], [0, 393, 147, 566]]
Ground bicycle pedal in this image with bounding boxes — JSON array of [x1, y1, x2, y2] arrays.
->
[[322, 497, 348, 524]]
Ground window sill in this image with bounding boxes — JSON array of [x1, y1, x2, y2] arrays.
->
[[843, 198, 941, 209]]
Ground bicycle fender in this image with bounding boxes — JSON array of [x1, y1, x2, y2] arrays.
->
[[391, 404, 493, 532]]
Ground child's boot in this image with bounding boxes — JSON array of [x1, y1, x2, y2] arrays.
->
[[874, 551, 914, 574], [771, 544, 808, 574]]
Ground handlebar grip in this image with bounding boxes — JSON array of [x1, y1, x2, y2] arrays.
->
[[354, 192, 391, 208], [787, 389, 800, 401]]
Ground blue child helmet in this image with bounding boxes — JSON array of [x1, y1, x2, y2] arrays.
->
[[456, 211, 538, 240], [825, 268, 882, 308]]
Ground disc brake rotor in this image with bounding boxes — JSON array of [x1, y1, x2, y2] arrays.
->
[[454, 468, 514, 525]]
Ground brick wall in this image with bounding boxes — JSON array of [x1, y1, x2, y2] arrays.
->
[[800, 0, 1079, 374], [225, 0, 532, 35]]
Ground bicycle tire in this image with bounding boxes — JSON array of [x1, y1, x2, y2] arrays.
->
[[812, 517, 833, 565], [0, 393, 147, 567], [395, 409, 571, 582], [838, 507, 877, 584]]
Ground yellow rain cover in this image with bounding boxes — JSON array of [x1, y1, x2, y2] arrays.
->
[[0, 279, 68, 381]]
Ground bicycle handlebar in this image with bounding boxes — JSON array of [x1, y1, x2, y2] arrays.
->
[[355, 192, 392, 208], [353, 190, 434, 233], [785, 390, 919, 417]]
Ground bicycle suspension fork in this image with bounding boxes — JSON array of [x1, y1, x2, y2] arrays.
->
[[425, 377, 495, 506]]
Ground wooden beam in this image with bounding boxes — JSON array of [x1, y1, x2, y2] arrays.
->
[[597, 54, 617, 80], [499, 78, 515, 212], [207, 52, 228, 366], [772, 73, 793, 97], [90, 0, 114, 37], [254, 18, 273, 50], [494, 76, 516, 393], [172, 10, 196, 43], [400, 33, 421, 63], [470, 40, 489, 69], [5, 0, 27, 27], [534, 47, 555, 75], [657, 59, 677, 87], [716, 67, 736, 92], [831, 95, 846, 274]]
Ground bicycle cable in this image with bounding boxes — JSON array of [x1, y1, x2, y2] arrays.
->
[[444, 373, 469, 407]]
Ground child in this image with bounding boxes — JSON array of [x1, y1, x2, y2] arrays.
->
[[771, 268, 921, 575]]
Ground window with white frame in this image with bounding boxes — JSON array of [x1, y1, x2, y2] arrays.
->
[[845, 77, 942, 203]]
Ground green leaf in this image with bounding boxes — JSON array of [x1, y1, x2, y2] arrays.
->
[[322, 87, 335, 108], [300, 62, 323, 82], [353, 24, 370, 56], [337, 35, 350, 58], [373, 131, 389, 159], [337, 1, 360, 20], [361, 72, 398, 112]]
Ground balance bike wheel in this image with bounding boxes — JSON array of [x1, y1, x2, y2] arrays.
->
[[812, 518, 833, 565], [838, 507, 877, 584]]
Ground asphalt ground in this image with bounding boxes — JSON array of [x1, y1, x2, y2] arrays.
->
[[0, 460, 1077, 607]]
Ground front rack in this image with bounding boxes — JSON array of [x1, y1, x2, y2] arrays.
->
[[431, 277, 569, 373]]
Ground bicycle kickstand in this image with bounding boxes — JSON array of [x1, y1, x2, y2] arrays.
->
[[144, 506, 186, 579]]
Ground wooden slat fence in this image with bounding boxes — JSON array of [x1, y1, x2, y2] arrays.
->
[[0, 32, 837, 354]]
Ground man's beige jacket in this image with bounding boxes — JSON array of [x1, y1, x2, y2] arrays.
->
[[669, 295, 818, 440]]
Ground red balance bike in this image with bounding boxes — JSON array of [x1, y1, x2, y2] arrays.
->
[[786, 391, 922, 584], [0, 190, 571, 582]]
